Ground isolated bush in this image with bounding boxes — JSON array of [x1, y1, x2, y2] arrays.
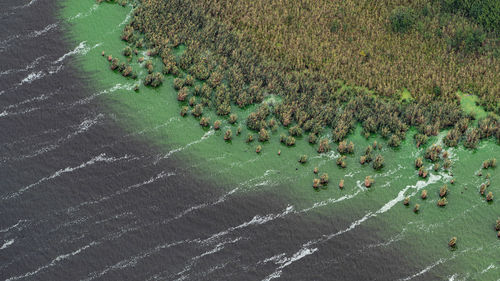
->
[[389, 7, 416, 33]]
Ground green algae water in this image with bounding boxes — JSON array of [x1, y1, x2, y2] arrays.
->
[[53, 1, 500, 280]]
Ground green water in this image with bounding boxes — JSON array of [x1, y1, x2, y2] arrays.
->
[[59, 1, 500, 279]]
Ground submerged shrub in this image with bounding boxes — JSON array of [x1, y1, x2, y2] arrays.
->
[[373, 154, 385, 170], [421, 189, 428, 199], [364, 176, 374, 188], [299, 155, 308, 164], [437, 197, 448, 207], [320, 173, 329, 185], [224, 129, 232, 141], [317, 138, 330, 153]]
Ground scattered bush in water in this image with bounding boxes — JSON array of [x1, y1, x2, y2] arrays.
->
[[486, 192, 493, 202], [448, 237, 457, 247], [437, 197, 448, 207], [246, 134, 254, 143], [415, 157, 423, 169], [258, 128, 270, 142], [440, 185, 448, 197], [403, 197, 410, 206], [299, 155, 308, 164], [228, 114, 238, 124], [173, 78, 185, 90], [224, 129, 232, 141], [180, 106, 188, 117], [213, 120, 221, 130], [143, 72, 163, 87], [421, 190, 428, 199], [313, 178, 321, 189], [177, 87, 189, 101], [308, 133, 317, 144], [317, 138, 330, 153], [122, 46, 132, 57], [418, 166, 428, 178], [192, 104, 203, 117], [414, 204, 420, 213], [414, 133, 428, 147], [364, 176, 374, 188], [320, 173, 329, 185], [289, 125, 303, 137], [336, 156, 347, 168], [338, 140, 354, 154], [373, 154, 385, 170], [483, 158, 497, 169], [256, 145, 262, 153], [388, 134, 401, 147], [199, 117, 210, 127]]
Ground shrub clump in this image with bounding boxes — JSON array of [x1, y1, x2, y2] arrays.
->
[[389, 6, 416, 33]]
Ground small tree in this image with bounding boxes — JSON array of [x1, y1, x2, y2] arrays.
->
[[403, 197, 410, 206], [320, 173, 329, 185], [256, 145, 262, 153], [299, 155, 308, 164], [373, 154, 384, 170], [317, 138, 330, 153], [199, 117, 210, 127], [486, 192, 493, 202], [421, 190, 428, 199], [437, 197, 448, 207], [229, 114, 238, 124], [439, 185, 448, 198], [413, 204, 420, 213], [213, 120, 221, 130], [259, 128, 270, 142], [364, 176, 374, 188], [224, 129, 232, 141], [415, 157, 423, 169]]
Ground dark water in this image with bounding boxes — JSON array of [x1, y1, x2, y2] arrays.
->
[[0, 1, 435, 280]]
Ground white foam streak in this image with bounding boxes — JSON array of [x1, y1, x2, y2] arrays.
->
[[6, 241, 98, 281], [82, 239, 188, 281], [157, 130, 214, 162], [300, 191, 360, 213], [68, 171, 174, 214], [261, 247, 318, 281], [0, 220, 27, 233], [72, 83, 135, 106], [399, 258, 448, 281], [0, 239, 14, 250], [54, 41, 89, 64], [174, 238, 242, 281], [29, 23, 58, 39], [201, 206, 295, 245], [0, 55, 45, 77], [4, 153, 131, 199], [69, 4, 98, 21], [19, 71, 44, 85]]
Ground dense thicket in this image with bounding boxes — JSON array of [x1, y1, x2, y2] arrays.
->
[[118, 0, 499, 145], [440, 0, 500, 32]]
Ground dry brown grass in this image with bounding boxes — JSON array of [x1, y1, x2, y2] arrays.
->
[[198, 0, 499, 103]]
